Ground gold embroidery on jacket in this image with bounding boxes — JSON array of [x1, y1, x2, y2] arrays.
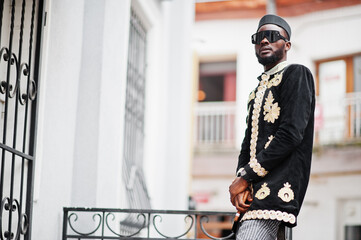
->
[[255, 183, 270, 200], [248, 90, 255, 104], [263, 91, 280, 123], [264, 135, 274, 149], [267, 72, 283, 88], [249, 76, 268, 177], [278, 182, 295, 202], [247, 64, 287, 178], [241, 209, 296, 225]]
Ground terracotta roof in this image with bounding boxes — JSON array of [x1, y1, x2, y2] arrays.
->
[[195, 0, 361, 20]]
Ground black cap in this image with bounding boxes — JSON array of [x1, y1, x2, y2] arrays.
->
[[257, 14, 291, 40]]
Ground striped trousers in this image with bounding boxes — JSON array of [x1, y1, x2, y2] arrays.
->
[[236, 219, 283, 240]]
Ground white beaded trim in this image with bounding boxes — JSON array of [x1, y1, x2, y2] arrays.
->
[[236, 167, 245, 177], [241, 209, 296, 225]]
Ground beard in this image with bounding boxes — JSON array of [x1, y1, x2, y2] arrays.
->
[[256, 45, 285, 66]]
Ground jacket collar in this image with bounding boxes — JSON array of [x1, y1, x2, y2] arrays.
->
[[258, 61, 288, 81]]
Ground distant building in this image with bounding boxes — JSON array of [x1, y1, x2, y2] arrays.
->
[[191, 1, 361, 239]]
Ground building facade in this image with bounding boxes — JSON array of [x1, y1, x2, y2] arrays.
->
[[1, 0, 361, 239], [191, 3, 361, 240], [1, 0, 195, 239]]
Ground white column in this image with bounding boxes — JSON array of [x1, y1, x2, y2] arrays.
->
[[71, 0, 105, 207], [161, 0, 195, 210], [96, 0, 131, 208], [71, 0, 132, 208]]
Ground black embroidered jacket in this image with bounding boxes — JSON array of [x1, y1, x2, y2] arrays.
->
[[236, 63, 315, 227]]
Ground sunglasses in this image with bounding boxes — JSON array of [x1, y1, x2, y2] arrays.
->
[[251, 30, 288, 44]]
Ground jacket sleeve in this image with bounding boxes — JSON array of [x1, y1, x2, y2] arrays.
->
[[242, 65, 315, 182], [236, 125, 251, 174]]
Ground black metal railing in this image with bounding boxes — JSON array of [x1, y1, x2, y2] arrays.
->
[[0, 0, 44, 239], [63, 208, 238, 240], [63, 207, 293, 240]]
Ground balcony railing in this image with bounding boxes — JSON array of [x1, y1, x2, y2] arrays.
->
[[194, 101, 236, 148], [63, 207, 292, 240], [62, 208, 237, 239], [193, 92, 361, 148], [345, 92, 361, 138]]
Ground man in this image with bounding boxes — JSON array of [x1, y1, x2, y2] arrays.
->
[[229, 14, 315, 240]]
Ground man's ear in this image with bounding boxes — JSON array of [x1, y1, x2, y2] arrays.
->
[[285, 41, 291, 51]]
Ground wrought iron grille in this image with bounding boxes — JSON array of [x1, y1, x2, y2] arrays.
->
[[121, 7, 150, 230], [0, 0, 44, 239], [63, 208, 293, 240], [62, 208, 237, 240]]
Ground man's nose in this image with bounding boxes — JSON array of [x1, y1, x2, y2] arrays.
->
[[260, 37, 269, 44]]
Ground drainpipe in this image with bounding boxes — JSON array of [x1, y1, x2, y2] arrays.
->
[[267, 0, 277, 14]]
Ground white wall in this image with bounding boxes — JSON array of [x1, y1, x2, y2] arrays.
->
[[97, 0, 131, 208], [32, 0, 195, 238], [69, 0, 131, 209], [134, 0, 195, 212], [33, 0, 85, 238], [295, 175, 361, 240], [290, 6, 361, 68], [157, 0, 195, 211], [33, 0, 132, 238]]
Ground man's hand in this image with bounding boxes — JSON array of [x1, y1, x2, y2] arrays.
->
[[229, 177, 249, 205], [233, 189, 253, 213]]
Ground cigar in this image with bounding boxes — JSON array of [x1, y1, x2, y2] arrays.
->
[[232, 211, 241, 233]]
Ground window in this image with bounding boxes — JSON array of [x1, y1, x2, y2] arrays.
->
[[198, 61, 237, 102], [315, 54, 361, 144], [195, 60, 237, 147], [0, 0, 44, 239], [338, 199, 361, 240], [345, 225, 361, 240], [122, 9, 150, 211]]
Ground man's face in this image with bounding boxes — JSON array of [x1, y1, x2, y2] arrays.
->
[[254, 24, 290, 67]]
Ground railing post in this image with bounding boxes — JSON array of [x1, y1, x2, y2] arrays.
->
[[286, 226, 292, 240], [62, 208, 68, 240], [194, 214, 198, 239], [101, 211, 105, 240], [147, 212, 151, 239], [355, 100, 361, 137]]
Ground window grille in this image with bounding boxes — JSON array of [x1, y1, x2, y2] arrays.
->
[[122, 7, 150, 217], [0, 0, 44, 239]]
